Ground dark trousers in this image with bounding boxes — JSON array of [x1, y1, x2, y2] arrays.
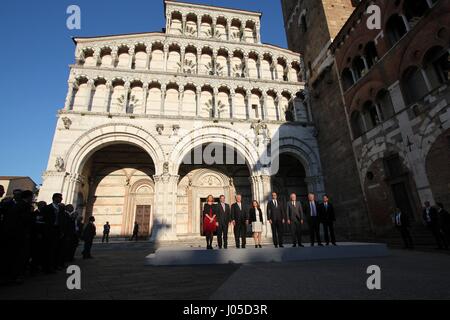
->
[[82, 239, 93, 258], [290, 221, 302, 245], [396, 226, 414, 248], [323, 221, 336, 245], [217, 222, 229, 248], [43, 227, 58, 272], [427, 224, 448, 249], [234, 222, 247, 248], [309, 217, 322, 245], [102, 232, 109, 243], [130, 233, 138, 241], [271, 220, 284, 247]]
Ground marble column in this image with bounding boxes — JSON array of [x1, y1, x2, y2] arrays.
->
[[122, 81, 130, 113], [85, 79, 94, 111], [104, 81, 113, 113], [152, 174, 180, 241], [64, 81, 75, 110]]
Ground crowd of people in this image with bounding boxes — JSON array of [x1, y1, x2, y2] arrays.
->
[[0, 188, 96, 286], [202, 192, 337, 249]]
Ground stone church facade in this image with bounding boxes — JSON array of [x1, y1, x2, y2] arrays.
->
[[282, 0, 449, 235], [39, 0, 324, 240]]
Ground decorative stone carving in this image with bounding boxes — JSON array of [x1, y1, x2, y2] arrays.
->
[[62, 117, 72, 130], [251, 120, 271, 146], [163, 162, 170, 174], [156, 124, 165, 135], [55, 157, 65, 172], [172, 125, 180, 136]]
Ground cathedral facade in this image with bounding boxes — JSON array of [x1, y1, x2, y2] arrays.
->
[[39, 0, 324, 240]]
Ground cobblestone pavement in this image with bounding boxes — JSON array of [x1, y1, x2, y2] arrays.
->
[[0, 242, 449, 300]]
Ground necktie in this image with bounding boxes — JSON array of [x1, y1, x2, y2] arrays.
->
[[292, 201, 295, 207], [311, 202, 316, 216], [274, 200, 277, 208]]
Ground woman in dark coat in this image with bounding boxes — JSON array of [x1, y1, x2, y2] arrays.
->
[[203, 195, 218, 250]]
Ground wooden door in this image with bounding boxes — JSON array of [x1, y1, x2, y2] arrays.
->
[[135, 205, 151, 238]]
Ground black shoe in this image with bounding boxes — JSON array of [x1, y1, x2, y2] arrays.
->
[[299, 244, 304, 247], [275, 245, 278, 248], [255, 245, 258, 248], [326, 243, 330, 246], [333, 243, 337, 246], [236, 245, 240, 249], [224, 246, 228, 249], [242, 246, 246, 249], [279, 245, 284, 248], [258, 245, 262, 248], [318, 243, 324, 247], [292, 244, 297, 248]]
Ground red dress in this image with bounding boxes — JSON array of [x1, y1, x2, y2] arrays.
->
[[203, 206, 217, 234]]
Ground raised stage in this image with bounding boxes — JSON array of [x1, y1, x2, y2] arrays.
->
[[145, 242, 390, 266]]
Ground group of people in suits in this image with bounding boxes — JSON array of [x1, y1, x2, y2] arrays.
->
[[390, 201, 450, 250], [202, 192, 337, 250], [0, 188, 96, 286]]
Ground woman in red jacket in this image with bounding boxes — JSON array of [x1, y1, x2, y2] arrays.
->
[[203, 195, 218, 250]]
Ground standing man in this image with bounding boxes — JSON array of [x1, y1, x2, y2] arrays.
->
[[81, 216, 96, 259], [102, 222, 111, 243], [437, 203, 450, 247], [319, 195, 337, 246], [41, 193, 66, 273], [216, 195, 231, 249], [267, 192, 285, 248], [231, 194, 248, 249], [286, 193, 304, 247], [391, 207, 414, 249], [30, 201, 47, 274], [423, 201, 447, 250], [304, 193, 323, 246], [130, 222, 139, 241]]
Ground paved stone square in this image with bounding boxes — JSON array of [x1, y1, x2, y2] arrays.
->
[[0, 242, 449, 300]]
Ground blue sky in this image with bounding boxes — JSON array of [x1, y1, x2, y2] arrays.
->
[[0, 0, 287, 185]]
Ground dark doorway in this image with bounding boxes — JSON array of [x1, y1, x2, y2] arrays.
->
[[391, 183, 415, 222]]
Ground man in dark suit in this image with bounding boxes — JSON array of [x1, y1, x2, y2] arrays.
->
[[1, 190, 34, 284], [391, 207, 414, 249], [304, 193, 323, 246], [41, 193, 66, 272], [287, 193, 304, 247], [437, 203, 450, 247], [216, 195, 231, 249], [231, 194, 248, 249], [423, 201, 448, 250], [267, 192, 286, 248], [319, 195, 337, 246]]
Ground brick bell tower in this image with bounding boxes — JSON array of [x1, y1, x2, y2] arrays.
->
[[281, 0, 372, 237]]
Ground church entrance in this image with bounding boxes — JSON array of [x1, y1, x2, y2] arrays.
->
[[135, 205, 152, 239], [176, 143, 252, 238], [79, 143, 156, 237]]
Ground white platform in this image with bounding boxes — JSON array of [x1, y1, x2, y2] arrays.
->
[[145, 242, 390, 266]]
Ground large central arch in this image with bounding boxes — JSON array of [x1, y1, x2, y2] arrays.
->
[[170, 125, 260, 175]]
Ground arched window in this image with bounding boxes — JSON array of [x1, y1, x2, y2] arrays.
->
[[341, 68, 355, 91], [364, 42, 378, 68], [401, 66, 429, 105], [423, 46, 450, 90], [376, 89, 395, 120], [404, 0, 430, 24], [352, 56, 366, 80], [351, 111, 364, 138], [386, 14, 407, 47], [362, 101, 380, 130]]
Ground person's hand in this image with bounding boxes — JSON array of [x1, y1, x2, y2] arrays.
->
[[282, 219, 285, 224], [287, 220, 291, 225], [246, 220, 249, 225], [216, 222, 219, 227], [268, 219, 272, 224], [232, 220, 236, 226], [301, 219, 304, 225]]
